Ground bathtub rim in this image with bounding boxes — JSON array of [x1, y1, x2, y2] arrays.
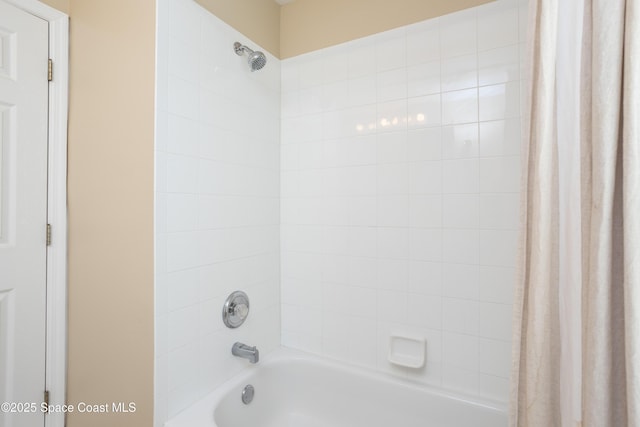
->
[[164, 346, 508, 427]]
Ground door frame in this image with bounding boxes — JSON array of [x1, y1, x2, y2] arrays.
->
[[3, 1, 68, 426]]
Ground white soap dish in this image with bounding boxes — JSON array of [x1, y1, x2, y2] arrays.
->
[[387, 335, 426, 369]]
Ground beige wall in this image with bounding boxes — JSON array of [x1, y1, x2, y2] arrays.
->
[[194, 0, 281, 57], [40, 0, 155, 426], [41, 0, 68, 14], [280, 0, 495, 58], [194, 0, 495, 59]]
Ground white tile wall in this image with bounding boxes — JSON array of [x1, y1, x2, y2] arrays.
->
[[155, 0, 280, 425], [280, 0, 524, 403], [156, 0, 523, 421]]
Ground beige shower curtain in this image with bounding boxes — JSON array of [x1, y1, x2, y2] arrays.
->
[[511, 0, 640, 426]]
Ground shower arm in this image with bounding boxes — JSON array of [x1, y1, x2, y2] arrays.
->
[[234, 42, 253, 56]]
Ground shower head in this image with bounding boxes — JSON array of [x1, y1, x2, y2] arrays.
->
[[234, 42, 267, 72]]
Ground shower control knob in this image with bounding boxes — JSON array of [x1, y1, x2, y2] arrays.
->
[[222, 291, 250, 328], [234, 303, 249, 318]]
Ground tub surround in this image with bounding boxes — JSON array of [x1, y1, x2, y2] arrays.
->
[[155, 0, 281, 424], [280, 0, 525, 403], [156, 0, 524, 425]]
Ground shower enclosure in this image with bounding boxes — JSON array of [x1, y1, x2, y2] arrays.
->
[[155, 0, 525, 425]]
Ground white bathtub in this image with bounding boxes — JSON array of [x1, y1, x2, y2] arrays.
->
[[165, 348, 507, 427]]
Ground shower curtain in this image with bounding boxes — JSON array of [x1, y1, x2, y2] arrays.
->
[[511, 0, 639, 426]]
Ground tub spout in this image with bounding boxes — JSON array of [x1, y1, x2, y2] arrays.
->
[[232, 342, 259, 364]]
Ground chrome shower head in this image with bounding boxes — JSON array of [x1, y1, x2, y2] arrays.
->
[[234, 42, 267, 72]]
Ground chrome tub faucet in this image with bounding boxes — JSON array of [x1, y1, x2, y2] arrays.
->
[[232, 342, 259, 364]]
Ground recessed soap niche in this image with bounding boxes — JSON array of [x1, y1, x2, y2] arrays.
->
[[388, 335, 426, 369]]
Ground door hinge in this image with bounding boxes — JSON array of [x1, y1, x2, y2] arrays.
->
[[47, 224, 52, 246], [48, 59, 53, 82], [44, 390, 50, 405]]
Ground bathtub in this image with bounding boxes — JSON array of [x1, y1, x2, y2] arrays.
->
[[165, 348, 507, 427]]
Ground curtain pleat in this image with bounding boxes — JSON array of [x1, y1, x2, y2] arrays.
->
[[510, 1, 562, 425], [582, 1, 637, 426], [622, 3, 640, 426]]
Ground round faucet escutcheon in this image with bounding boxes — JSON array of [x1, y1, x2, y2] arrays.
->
[[223, 291, 250, 328]]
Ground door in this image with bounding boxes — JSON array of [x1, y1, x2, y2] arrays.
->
[[0, 1, 49, 426]]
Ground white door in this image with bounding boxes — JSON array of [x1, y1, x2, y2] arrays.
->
[[0, 1, 49, 426]]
